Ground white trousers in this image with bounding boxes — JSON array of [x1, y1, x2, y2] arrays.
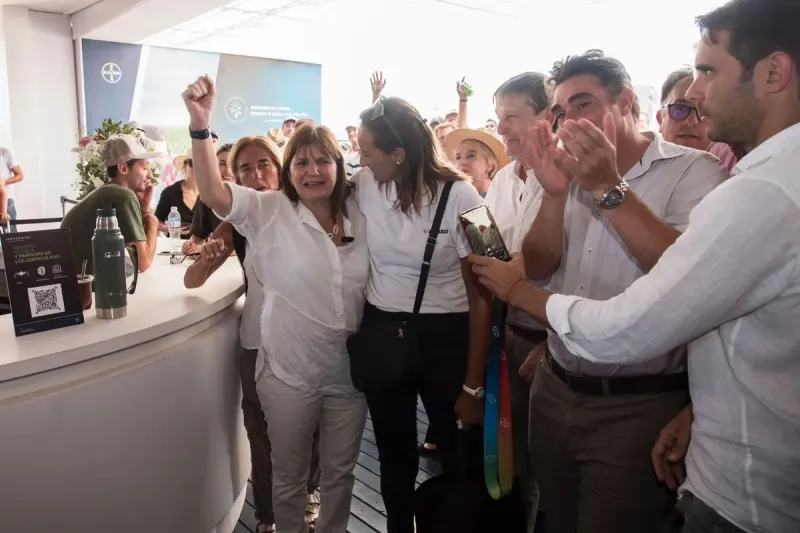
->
[[257, 369, 367, 533]]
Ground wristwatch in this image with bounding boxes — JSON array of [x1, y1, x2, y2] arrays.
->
[[189, 127, 211, 140], [594, 179, 630, 210], [462, 384, 485, 400]]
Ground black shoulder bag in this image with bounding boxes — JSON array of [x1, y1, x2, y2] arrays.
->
[[347, 181, 454, 391]]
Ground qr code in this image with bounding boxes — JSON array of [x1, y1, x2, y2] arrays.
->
[[27, 283, 65, 318]]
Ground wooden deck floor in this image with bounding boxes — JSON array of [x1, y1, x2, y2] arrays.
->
[[234, 400, 441, 533]]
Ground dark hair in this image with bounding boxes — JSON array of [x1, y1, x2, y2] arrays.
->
[[280, 123, 352, 218], [107, 159, 136, 179], [550, 49, 640, 120], [216, 143, 233, 156], [359, 97, 466, 216], [493, 72, 551, 114], [661, 67, 694, 105], [697, 0, 800, 86]]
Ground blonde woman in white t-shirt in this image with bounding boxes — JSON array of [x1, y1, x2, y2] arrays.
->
[[352, 96, 492, 533], [183, 77, 369, 533]]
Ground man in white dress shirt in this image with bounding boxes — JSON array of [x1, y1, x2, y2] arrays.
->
[[470, 1, 800, 532], [506, 50, 725, 533], [484, 71, 551, 533]]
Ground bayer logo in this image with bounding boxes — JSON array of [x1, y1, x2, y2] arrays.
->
[[226, 97, 247, 123], [101, 63, 122, 84]]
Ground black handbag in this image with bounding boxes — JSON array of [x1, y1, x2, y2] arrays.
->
[[347, 181, 454, 391]]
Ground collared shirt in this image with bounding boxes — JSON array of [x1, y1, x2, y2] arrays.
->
[[546, 123, 800, 533], [221, 183, 369, 395], [708, 142, 742, 176], [345, 151, 361, 179], [547, 133, 727, 377], [352, 168, 483, 314], [485, 161, 544, 330]]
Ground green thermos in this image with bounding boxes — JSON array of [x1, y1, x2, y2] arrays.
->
[[92, 208, 138, 319]]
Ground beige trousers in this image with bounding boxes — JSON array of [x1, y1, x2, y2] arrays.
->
[[257, 367, 367, 533]]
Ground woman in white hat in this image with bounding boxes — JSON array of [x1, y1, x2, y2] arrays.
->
[[154, 150, 199, 236], [445, 127, 510, 198]]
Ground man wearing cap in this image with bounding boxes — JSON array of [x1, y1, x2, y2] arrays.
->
[[445, 110, 458, 125], [61, 134, 161, 274], [344, 125, 361, 178], [282, 117, 297, 139]]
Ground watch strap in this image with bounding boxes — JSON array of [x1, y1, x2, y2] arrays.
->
[[189, 127, 211, 140]]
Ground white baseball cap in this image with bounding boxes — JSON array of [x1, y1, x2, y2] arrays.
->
[[102, 135, 163, 167]]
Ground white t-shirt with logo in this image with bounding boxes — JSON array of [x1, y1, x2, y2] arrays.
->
[[352, 168, 484, 314]]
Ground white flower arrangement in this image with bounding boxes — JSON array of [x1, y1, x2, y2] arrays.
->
[[72, 119, 164, 200]]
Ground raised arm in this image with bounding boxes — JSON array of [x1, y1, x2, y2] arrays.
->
[[182, 76, 232, 216], [456, 78, 470, 129], [370, 71, 386, 104]]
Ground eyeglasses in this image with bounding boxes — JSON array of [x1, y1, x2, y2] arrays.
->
[[666, 103, 701, 122], [170, 253, 199, 265], [361, 97, 405, 147]]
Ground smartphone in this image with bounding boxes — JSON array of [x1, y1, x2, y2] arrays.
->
[[458, 205, 511, 262]]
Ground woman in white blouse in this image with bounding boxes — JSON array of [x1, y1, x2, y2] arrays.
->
[[352, 97, 492, 533], [183, 77, 369, 533]]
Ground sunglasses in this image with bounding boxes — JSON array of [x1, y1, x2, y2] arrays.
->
[[362, 97, 405, 147], [666, 103, 701, 122], [185, 159, 193, 168], [170, 253, 199, 265]]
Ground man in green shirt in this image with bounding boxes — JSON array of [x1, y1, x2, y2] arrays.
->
[[62, 135, 161, 274]]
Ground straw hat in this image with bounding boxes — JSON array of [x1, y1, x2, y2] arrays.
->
[[173, 149, 192, 170], [445, 128, 510, 169]]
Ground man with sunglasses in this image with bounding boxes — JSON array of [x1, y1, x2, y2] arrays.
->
[[658, 68, 743, 174], [658, 68, 711, 151]]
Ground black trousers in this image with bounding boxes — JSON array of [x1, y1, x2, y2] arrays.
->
[[362, 303, 482, 533]]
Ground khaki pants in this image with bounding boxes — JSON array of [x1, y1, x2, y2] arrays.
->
[[257, 365, 367, 533], [529, 357, 688, 533], [240, 348, 321, 526], [505, 327, 546, 533]]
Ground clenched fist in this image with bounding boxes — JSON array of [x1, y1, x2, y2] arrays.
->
[[182, 76, 216, 131]]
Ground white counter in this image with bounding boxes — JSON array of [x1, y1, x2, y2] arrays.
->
[[0, 252, 249, 533]]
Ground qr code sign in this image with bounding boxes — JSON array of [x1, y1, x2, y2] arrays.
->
[[27, 283, 65, 318]]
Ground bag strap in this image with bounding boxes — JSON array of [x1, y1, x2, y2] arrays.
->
[[411, 180, 454, 316]]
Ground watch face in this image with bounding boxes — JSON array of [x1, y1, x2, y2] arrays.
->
[[602, 189, 625, 209], [475, 387, 485, 400]]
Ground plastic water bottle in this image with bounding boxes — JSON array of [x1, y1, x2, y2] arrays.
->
[[168, 206, 182, 254]]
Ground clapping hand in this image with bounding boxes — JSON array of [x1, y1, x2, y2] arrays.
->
[[370, 71, 386, 101], [182, 76, 215, 130], [553, 114, 621, 198], [521, 121, 572, 197]]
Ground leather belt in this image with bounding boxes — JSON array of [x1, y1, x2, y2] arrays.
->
[[507, 325, 548, 345], [545, 353, 688, 397]]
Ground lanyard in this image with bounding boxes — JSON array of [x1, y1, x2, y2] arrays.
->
[[483, 298, 514, 499]]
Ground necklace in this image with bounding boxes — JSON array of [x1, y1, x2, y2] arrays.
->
[[327, 224, 339, 240]]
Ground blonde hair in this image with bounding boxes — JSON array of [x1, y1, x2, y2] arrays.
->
[[228, 136, 284, 180], [459, 138, 500, 178]]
